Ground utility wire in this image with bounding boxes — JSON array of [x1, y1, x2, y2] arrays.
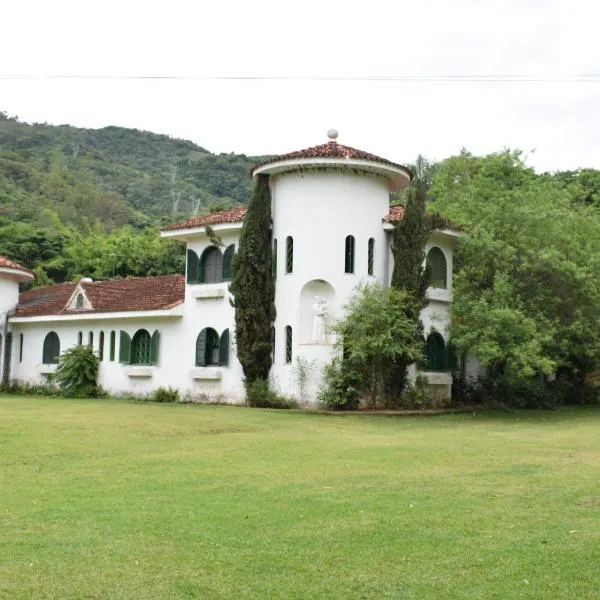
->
[[2, 74, 600, 82]]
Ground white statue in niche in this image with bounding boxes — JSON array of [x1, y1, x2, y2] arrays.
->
[[312, 296, 328, 344]]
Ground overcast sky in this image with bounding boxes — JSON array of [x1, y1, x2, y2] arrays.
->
[[2, 0, 599, 172]]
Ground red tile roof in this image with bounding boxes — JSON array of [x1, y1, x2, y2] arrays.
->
[[384, 205, 405, 222], [16, 275, 185, 318], [162, 205, 249, 232], [0, 255, 35, 277], [252, 140, 411, 174], [163, 203, 409, 232]]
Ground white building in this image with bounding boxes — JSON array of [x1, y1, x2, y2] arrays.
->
[[0, 132, 460, 403]]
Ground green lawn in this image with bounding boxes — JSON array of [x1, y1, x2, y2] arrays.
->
[[0, 396, 598, 599]]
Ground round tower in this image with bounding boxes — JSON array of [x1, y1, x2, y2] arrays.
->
[[252, 132, 411, 398]]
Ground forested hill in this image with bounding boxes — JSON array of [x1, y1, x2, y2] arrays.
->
[[0, 112, 271, 287], [0, 112, 265, 231]]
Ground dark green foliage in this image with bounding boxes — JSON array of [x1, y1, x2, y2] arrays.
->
[[388, 181, 445, 396], [317, 357, 361, 410], [55, 345, 101, 397], [320, 285, 423, 409], [245, 379, 298, 409], [0, 114, 266, 286], [229, 174, 276, 384], [148, 387, 179, 403]]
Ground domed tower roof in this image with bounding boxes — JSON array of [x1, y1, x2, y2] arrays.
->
[[0, 256, 35, 282], [252, 130, 412, 191]]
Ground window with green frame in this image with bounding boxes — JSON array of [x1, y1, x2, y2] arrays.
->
[[285, 236, 294, 273], [344, 235, 355, 273], [285, 326, 292, 364], [99, 331, 104, 361], [195, 328, 229, 366], [426, 247, 448, 289], [119, 329, 159, 365], [42, 331, 60, 364], [367, 238, 375, 275], [420, 332, 447, 372]]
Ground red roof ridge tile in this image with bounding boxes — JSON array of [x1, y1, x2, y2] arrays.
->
[[0, 255, 36, 277]]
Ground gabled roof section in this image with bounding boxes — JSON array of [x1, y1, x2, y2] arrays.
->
[[65, 283, 94, 312], [162, 205, 249, 233], [0, 255, 35, 280], [16, 275, 185, 318]]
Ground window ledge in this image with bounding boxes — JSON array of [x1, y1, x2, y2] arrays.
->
[[426, 288, 452, 303], [126, 366, 154, 378], [190, 286, 226, 300], [37, 364, 58, 374], [420, 371, 452, 385], [190, 367, 222, 380]]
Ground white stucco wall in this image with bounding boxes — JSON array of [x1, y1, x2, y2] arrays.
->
[[269, 170, 391, 398], [4, 170, 459, 404]]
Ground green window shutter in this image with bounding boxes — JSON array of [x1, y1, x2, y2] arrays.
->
[[99, 331, 104, 361], [198, 251, 206, 283], [219, 329, 230, 366], [286, 237, 294, 273], [187, 249, 199, 284], [196, 329, 207, 366], [150, 330, 160, 365], [119, 331, 132, 364], [222, 245, 235, 281], [345, 235, 355, 273], [367, 238, 374, 275], [109, 331, 116, 361], [426, 247, 448, 289]]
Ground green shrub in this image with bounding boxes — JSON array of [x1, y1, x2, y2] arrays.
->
[[317, 357, 361, 410], [149, 387, 179, 403], [55, 345, 100, 397], [245, 379, 298, 409], [1, 380, 61, 397]]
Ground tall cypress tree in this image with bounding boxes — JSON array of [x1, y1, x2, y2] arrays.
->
[[388, 180, 445, 395], [229, 174, 276, 385]]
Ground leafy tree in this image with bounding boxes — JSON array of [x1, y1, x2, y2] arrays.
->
[[431, 150, 600, 394], [229, 174, 276, 387], [324, 284, 423, 408]]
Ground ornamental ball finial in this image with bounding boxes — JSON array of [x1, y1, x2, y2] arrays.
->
[[327, 129, 338, 141]]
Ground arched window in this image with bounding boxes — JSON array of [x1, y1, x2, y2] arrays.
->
[[367, 238, 375, 275], [422, 331, 447, 372], [285, 236, 294, 273], [77, 331, 82, 345], [88, 331, 93, 347], [222, 244, 235, 281], [42, 332, 60, 364], [19, 334, 23, 363], [199, 247, 223, 283], [131, 329, 152, 365], [2, 332, 12, 387], [196, 327, 222, 367], [109, 331, 116, 361], [76, 293, 84, 308], [272, 239, 278, 277], [285, 326, 293, 364], [99, 331, 105, 361], [119, 330, 159, 365], [344, 235, 355, 274], [427, 247, 447, 289]]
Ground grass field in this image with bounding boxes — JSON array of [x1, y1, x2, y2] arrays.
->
[[0, 395, 598, 599]]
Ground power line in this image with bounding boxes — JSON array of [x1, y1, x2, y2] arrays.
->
[[2, 74, 600, 82]]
